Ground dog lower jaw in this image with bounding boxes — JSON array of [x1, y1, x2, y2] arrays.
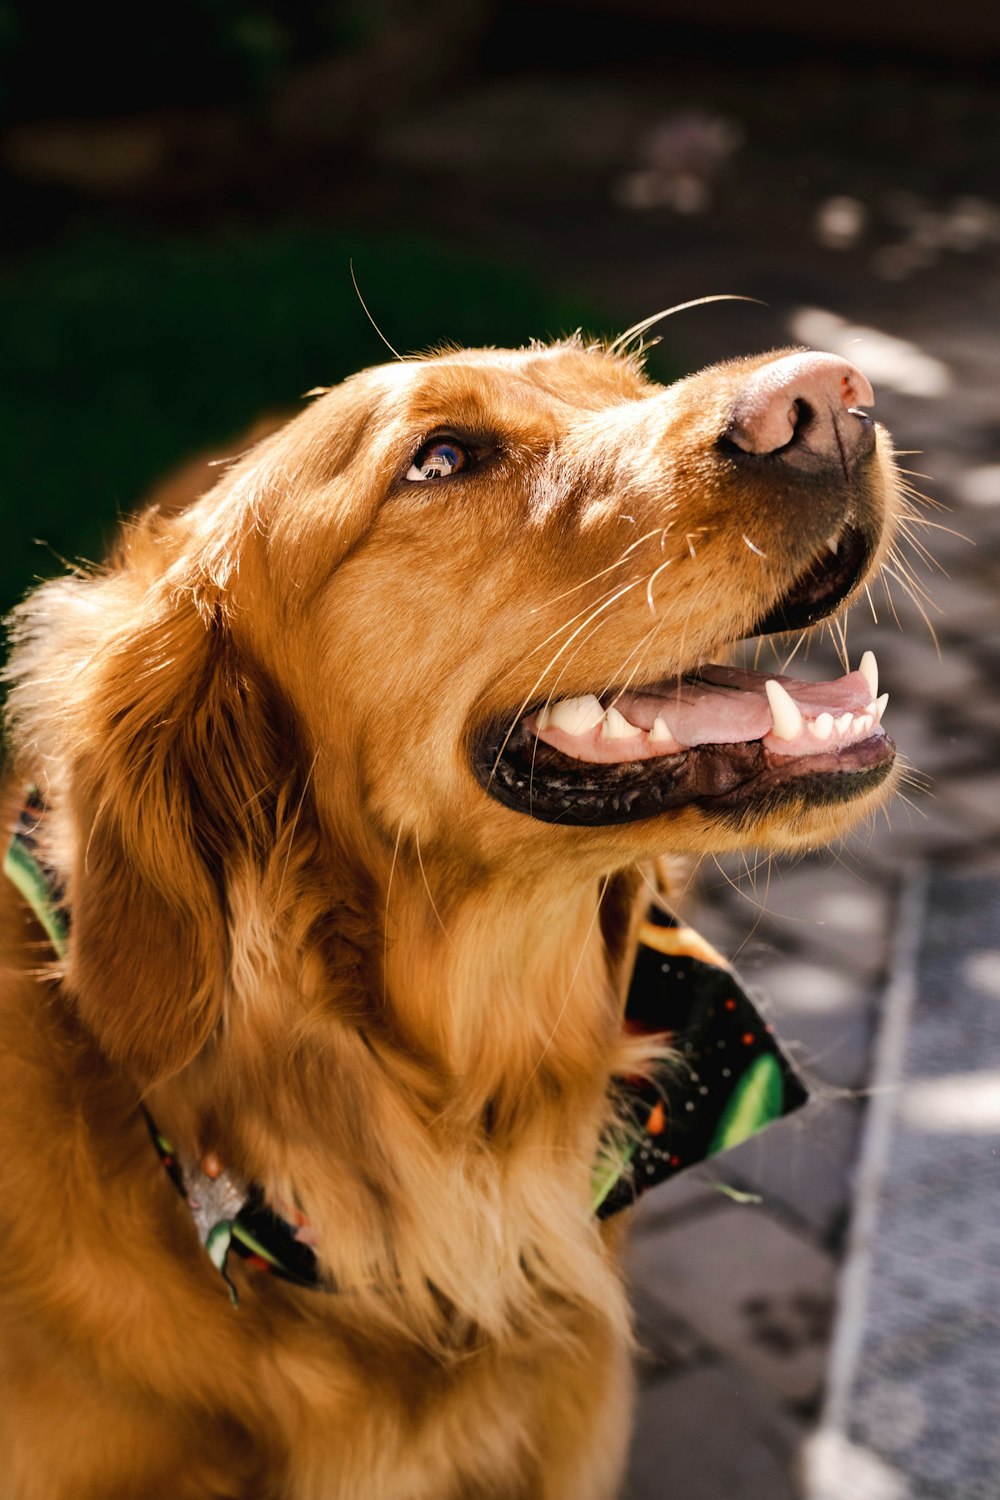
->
[[473, 719, 896, 830]]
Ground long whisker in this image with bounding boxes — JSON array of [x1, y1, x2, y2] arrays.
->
[[885, 549, 938, 609], [882, 563, 941, 650], [608, 294, 766, 355], [645, 554, 676, 611], [538, 528, 670, 606], [897, 514, 972, 544], [490, 578, 645, 778], [880, 571, 903, 629], [413, 830, 456, 950], [491, 574, 645, 695], [382, 819, 405, 1007], [779, 631, 808, 674], [863, 583, 879, 624], [601, 614, 671, 703], [275, 748, 320, 905], [350, 259, 403, 360], [527, 605, 633, 811], [896, 521, 947, 575]]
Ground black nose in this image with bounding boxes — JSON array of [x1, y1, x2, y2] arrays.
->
[[722, 351, 876, 474]]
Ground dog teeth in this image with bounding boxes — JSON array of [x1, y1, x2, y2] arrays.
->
[[601, 705, 641, 739], [649, 715, 677, 744], [826, 532, 840, 556], [858, 650, 878, 698], [872, 693, 889, 722], [810, 713, 834, 740], [852, 713, 873, 736], [765, 679, 803, 741], [537, 694, 605, 735], [834, 712, 853, 735]]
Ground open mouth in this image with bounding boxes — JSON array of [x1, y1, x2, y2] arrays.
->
[[472, 517, 896, 827]]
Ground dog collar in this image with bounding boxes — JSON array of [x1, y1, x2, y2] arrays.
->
[[6, 789, 807, 1303]]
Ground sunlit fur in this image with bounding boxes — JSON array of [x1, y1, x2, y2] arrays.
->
[[0, 341, 900, 1499]]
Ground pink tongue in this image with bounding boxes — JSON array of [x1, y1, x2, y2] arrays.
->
[[615, 665, 871, 745]]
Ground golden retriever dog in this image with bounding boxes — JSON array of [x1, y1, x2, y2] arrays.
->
[[0, 336, 899, 1499]]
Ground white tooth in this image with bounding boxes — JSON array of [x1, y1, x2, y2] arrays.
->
[[852, 713, 873, 736], [810, 713, 834, 740], [545, 695, 606, 736], [765, 679, 804, 741], [834, 713, 853, 735], [826, 532, 840, 556], [601, 705, 641, 740], [649, 715, 678, 744], [858, 650, 878, 698], [873, 693, 889, 722]]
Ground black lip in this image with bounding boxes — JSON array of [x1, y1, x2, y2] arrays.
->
[[473, 721, 896, 827], [752, 521, 873, 636]]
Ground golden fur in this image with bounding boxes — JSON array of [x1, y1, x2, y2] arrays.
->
[[0, 341, 900, 1498]]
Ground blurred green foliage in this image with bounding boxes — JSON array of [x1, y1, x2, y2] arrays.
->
[[0, 227, 602, 621]]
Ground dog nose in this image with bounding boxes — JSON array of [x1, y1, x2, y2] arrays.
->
[[724, 351, 875, 470]]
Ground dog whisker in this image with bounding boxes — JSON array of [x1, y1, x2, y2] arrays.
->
[[536, 527, 668, 607], [607, 294, 765, 356], [778, 631, 808, 674], [382, 819, 405, 1009], [275, 748, 320, 907], [644, 553, 677, 612], [490, 577, 645, 779], [349, 259, 403, 361], [896, 522, 946, 577], [863, 583, 879, 625], [413, 830, 457, 951]]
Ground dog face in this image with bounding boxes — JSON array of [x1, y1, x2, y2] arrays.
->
[[229, 340, 899, 875]]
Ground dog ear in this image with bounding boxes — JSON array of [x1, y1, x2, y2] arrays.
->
[[59, 578, 301, 1088]]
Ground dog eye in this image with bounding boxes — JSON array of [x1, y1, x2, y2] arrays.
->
[[405, 439, 469, 482]]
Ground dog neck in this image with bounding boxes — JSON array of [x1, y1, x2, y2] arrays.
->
[[379, 860, 627, 1110]]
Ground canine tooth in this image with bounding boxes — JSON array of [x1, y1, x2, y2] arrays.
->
[[601, 705, 641, 739], [852, 713, 873, 736], [858, 650, 878, 698], [810, 713, 834, 740], [649, 715, 677, 743], [765, 679, 803, 741], [826, 532, 840, 556], [834, 712, 853, 735], [543, 695, 605, 736], [873, 693, 889, 721]]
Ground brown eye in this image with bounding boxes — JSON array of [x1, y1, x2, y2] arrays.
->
[[405, 439, 469, 482]]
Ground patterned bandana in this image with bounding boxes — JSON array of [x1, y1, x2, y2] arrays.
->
[[5, 788, 807, 1304]]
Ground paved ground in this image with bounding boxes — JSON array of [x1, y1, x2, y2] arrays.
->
[[806, 869, 1000, 1500], [369, 62, 1000, 1496]]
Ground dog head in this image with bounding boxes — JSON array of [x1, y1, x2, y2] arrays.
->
[[5, 339, 901, 1085], [237, 339, 900, 866]]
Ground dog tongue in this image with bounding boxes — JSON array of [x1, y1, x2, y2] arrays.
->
[[616, 665, 868, 744], [530, 660, 885, 765]]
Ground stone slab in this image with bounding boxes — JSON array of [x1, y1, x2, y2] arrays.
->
[[625, 1200, 836, 1405], [625, 1363, 803, 1500]]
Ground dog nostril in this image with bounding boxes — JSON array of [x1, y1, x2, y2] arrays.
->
[[788, 399, 814, 442]]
